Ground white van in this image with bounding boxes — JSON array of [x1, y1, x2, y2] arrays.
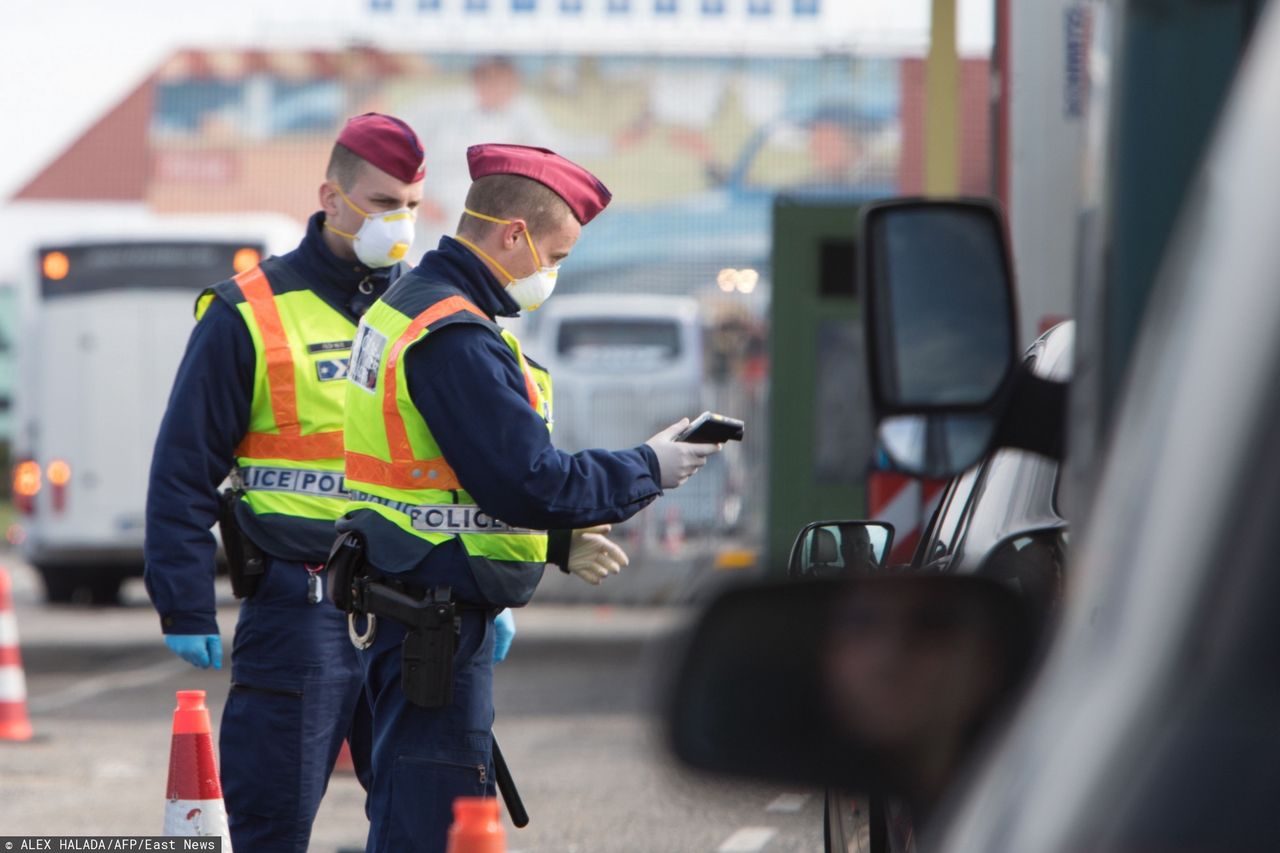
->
[[522, 293, 737, 534]]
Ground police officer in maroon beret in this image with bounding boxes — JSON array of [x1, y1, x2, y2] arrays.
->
[[334, 144, 722, 852], [145, 113, 425, 851]]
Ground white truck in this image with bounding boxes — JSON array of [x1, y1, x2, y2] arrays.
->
[[4, 204, 301, 603]]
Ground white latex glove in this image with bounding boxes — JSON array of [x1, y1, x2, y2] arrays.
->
[[644, 418, 723, 489], [567, 524, 629, 586]]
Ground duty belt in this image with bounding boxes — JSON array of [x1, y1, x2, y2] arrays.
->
[[348, 489, 544, 535], [237, 465, 349, 498]]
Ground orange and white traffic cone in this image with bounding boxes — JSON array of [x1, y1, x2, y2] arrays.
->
[[0, 564, 34, 742], [164, 690, 232, 848], [446, 796, 506, 853]]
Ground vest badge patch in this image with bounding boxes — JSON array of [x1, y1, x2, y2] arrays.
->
[[316, 358, 351, 382]]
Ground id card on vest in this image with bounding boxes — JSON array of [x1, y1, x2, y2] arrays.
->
[[350, 321, 387, 394]]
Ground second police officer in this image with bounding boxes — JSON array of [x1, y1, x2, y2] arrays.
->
[[332, 143, 721, 852], [144, 113, 426, 851]]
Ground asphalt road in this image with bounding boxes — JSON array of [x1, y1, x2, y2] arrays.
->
[[0, 552, 834, 852]]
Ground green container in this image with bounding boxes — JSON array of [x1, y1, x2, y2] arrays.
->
[[765, 197, 873, 573]]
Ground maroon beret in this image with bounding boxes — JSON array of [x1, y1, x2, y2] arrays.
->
[[336, 113, 426, 184], [467, 143, 612, 224]]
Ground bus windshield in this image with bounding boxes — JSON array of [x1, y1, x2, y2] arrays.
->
[[38, 241, 261, 299]]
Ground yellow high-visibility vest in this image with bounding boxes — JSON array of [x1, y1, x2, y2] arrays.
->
[[196, 261, 355, 530], [341, 283, 552, 607]]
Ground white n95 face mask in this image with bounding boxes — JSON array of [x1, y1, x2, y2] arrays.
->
[[325, 184, 416, 268], [456, 207, 562, 311], [504, 265, 559, 312]]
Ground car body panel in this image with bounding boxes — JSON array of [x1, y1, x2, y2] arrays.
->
[[914, 322, 1073, 577]]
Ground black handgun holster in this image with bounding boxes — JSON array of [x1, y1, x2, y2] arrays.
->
[[327, 532, 459, 709], [217, 489, 267, 599], [396, 587, 458, 709]]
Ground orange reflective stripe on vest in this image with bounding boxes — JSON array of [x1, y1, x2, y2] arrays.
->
[[346, 294, 541, 489], [382, 296, 487, 465], [234, 266, 343, 461], [344, 451, 462, 491], [239, 430, 345, 460]]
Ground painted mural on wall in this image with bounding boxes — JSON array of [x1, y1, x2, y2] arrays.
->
[[145, 51, 909, 294]]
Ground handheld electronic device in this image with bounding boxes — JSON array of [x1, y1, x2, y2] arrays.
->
[[676, 411, 745, 443]]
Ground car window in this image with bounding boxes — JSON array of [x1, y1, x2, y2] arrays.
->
[[953, 447, 1063, 571], [918, 464, 983, 566], [916, 352, 1042, 565]]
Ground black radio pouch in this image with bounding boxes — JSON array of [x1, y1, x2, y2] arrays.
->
[[217, 489, 267, 599]]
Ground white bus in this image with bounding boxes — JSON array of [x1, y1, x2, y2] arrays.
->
[[5, 206, 301, 603]]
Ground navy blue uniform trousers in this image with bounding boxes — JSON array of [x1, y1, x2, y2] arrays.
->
[[359, 607, 497, 853], [220, 557, 373, 852]]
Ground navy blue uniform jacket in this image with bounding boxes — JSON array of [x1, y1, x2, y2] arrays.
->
[[336, 237, 663, 603], [144, 214, 399, 635]]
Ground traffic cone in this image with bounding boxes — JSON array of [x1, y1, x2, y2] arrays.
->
[[164, 690, 232, 848], [0, 564, 34, 742], [446, 796, 506, 853], [334, 739, 355, 774]]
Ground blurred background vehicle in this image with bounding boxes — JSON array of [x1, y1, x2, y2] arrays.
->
[[4, 209, 301, 603], [519, 293, 741, 539]]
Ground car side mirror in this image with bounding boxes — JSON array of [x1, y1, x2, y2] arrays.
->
[[860, 199, 1020, 478], [668, 576, 1034, 811], [787, 520, 894, 579]]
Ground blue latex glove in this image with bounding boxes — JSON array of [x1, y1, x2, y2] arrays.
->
[[165, 634, 223, 670], [493, 610, 516, 664]]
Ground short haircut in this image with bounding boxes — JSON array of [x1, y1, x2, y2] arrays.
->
[[325, 142, 368, 190], [457, 174, 574, 239]]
